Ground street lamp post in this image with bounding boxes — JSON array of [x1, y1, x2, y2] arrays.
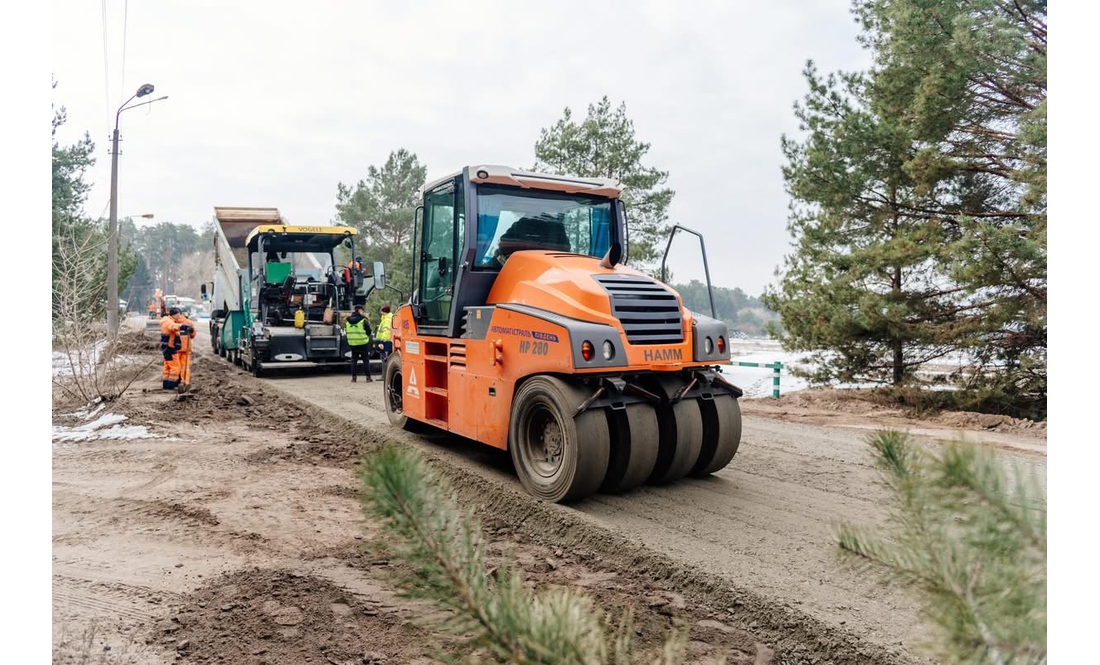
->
[[107, 84, 168, 338]]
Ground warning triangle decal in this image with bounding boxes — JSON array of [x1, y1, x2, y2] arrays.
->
[[408, 368, 417, 385]]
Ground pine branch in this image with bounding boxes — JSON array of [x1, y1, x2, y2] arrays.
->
[[360, 446, 695, 665], [836, 431, 1045, 664]]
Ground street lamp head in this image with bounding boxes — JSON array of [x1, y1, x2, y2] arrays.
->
[[136, 83, 155, 98]]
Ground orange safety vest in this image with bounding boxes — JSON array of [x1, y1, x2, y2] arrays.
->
[[160, 315, 196, 353]]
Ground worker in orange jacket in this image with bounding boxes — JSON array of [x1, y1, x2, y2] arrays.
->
[[160, 307, 196, 390]]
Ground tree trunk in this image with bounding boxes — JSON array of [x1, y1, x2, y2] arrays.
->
[[892, 339, 904, 386], [892, 262, 903, 385]]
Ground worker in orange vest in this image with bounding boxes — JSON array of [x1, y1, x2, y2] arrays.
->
[[160, 307, 196, 390]]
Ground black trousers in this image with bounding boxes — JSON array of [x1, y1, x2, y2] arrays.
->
[[350, 346, 371, 377]]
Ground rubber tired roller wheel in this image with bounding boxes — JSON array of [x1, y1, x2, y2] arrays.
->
[[690, 395, 743, 477], [383, 353, 421, 431], [510, 376, 610, 503], [648, 379, 704, 485], [601, 403, 660, 494]]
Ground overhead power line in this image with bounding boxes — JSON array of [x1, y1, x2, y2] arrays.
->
[[120, 0, 129, 105]]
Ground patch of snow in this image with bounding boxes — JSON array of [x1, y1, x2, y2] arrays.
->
[[82, 413, 129, 429], [52, 412, 160, 443], [62, 402, 106, 421], [52, 340, 109, 378], [96, 424, 160, 439]]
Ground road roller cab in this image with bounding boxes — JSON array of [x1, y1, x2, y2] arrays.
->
[[383, 165, 743, 502]]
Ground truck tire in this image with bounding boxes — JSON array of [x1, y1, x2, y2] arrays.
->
[[509, 376, 610, 503], [383, 354, 422, 432]]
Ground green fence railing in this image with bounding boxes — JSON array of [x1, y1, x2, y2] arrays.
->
[[729, 361, 783, 398]]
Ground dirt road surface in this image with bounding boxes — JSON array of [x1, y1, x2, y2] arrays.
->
[[277, 375, 933, 650], [52, 332, 778, 665], [245, 338, 1045, 663], [53, 325, 1045, 664]]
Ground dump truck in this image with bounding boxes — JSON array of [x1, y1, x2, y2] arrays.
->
[[208, 207, 279, 364], [212, 216, 388, 377], [382, 165, 743, 502]]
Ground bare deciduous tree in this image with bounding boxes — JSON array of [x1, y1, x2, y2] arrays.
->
[[52, 229, 156, 405]]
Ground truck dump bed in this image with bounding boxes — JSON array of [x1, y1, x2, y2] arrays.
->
[[212, 206, 283, 312]]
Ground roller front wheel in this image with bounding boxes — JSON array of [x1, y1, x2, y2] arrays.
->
[[510, 377, 610, 503]]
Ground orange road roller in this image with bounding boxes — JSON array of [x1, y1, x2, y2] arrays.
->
[[383, 165, 742, 502]]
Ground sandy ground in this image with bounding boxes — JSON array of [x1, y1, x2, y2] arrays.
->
[[53, 324, 1046, 665], [52, 333, 778, 665], [740, 389, 1046, 457]]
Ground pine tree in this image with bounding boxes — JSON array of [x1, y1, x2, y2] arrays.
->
[[334, 149, 427, 308], [855, 0, 1047, 404], [139, 222, 202, 294], [52, 80, 96, 239], [837, 431, 1045, 664], [122, 257, 155, 309], [534, 97, 674, 270], [765, 0, 1045, 407], [765, 64, 973, 385]]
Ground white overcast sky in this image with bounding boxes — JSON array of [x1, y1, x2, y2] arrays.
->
[[51, 0, 871, 294]]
